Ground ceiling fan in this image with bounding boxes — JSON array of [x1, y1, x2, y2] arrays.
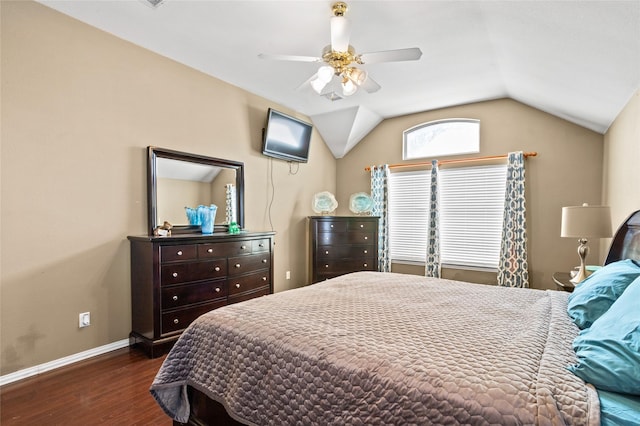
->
[[259, 2, 422, 100]]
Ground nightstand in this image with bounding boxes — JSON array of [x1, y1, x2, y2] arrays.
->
[[553, 272, 575, 292]]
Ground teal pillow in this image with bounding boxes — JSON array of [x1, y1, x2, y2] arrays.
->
[[568, 276, 640, 395], [567, 259, 640, 329]]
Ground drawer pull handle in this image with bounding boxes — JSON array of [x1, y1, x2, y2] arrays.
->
[[241, 245, 247, 250], [172, 272, 178, 278], [364, 250, 368, 254], [262, 259, 268, 263], [325, 264, 329, 268], [360, 224, 364, 228], [235, 283, 241, 289], [364, 236, 368, 240], [177, 250, 183, 256], [172, 295, 178, 301], [364, 263, 368, 267], [259, 243, 264, 247], [262, 276, 267, 281], [173, 319, 179, 324], [207, 248, 213, 253], [214, 266, 221, 272], [330, 224, 334, 228], [235, 263, 241, 268], [325, 250, 329, 255], [215, 287, 221, 293]]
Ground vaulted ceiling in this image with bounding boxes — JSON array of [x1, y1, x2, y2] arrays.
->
[[39, 0, 640, 158]]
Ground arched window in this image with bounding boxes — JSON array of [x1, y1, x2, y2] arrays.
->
[[402, 119, 480, 160]]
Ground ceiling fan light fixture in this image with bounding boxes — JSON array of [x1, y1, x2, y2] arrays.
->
[[311, 65, 335, 94], [310, 76, 328, 94], [346, 67, 367, 85], [317, 65, 335, 83], [341, 78, 357, 96]]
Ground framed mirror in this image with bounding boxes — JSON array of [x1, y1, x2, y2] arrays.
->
[[147, 147, 244, 235]]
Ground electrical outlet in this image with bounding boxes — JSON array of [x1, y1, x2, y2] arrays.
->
[[79, 312, 91, 328], [286, 270, 291, 280]]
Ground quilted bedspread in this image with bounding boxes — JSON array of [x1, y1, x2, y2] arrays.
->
[[151, 271, 600, 425]]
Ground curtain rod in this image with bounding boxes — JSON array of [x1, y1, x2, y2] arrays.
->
[[364, 152, 537, 172]]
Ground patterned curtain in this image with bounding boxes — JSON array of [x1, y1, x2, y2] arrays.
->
[[497, 151, 529, 288], [371, 165, 390, 272], [425, 160, 441, 278]]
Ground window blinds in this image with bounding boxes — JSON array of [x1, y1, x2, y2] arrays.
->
[[439, 164, 507, 269], [388, 170, 430, 263], [388, 164, 507, 270]]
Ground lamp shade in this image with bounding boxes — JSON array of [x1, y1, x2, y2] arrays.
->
[[561, 204, 612, 238]]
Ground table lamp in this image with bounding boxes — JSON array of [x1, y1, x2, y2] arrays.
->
[[561, 204, 612, 284]]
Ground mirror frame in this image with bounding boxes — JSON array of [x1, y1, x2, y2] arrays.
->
[[147, 146, 245, 235]]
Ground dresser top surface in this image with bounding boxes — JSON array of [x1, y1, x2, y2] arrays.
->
[[128, 230, 275, 243], [308, 216, 379, 220]]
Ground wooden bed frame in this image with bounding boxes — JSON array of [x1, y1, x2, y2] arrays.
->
[[174, 209, 640, 426]]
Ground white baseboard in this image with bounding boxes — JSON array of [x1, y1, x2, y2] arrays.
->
[[0, 338, 130, 387]]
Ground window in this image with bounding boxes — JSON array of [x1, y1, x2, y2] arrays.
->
[[388, 164, 507, 270], [403, 119, 480, 160], [439, 165, 507, 269], [388, 171, 430, 263]]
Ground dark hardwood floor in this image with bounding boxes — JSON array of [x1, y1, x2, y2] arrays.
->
[[0, 346, 172, 425]]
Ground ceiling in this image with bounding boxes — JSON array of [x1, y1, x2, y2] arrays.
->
[[38, 0, 640, 158]]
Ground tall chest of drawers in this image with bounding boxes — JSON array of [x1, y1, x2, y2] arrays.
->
[[308, 216, 379, 284], [128, 231, 275, 357]]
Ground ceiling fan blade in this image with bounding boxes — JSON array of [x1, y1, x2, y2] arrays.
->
[[258, 53, 322, 63], [358, 48, 423, 64], [360, 75, 381, 93], [330, 16, 351, 52]]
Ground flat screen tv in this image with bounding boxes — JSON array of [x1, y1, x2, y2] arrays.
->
[[262, 108, 312, 163]]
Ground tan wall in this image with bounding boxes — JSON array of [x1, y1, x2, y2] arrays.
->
[[336, 99, 604, 289], [1, 1, 336, 374], [603, 90, 640, 232]]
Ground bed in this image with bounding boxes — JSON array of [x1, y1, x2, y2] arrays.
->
[[150, 210, 640, 425]]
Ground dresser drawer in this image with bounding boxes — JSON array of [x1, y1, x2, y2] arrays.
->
[[228, 253, 271, 276], [348, 221, 377, 232], [316, 258, 376, 273], [228, 270, 270, 297], [161, 300, 227, 335], [192, 260, 228, 281], [314, 272, 345, 282], [228, 287, 270, 305], [317, 231, 374, 245], [225, 241, 254, 256], [197, 241, 252, 258], [160, 263, 192, 285], [197, 243, 228, 259], [161, 245, 197, 262], [316, 221, 347, 232], [317, 245, 374, 259], [252, 238, 270, 253], [161, 280, 227, 309]]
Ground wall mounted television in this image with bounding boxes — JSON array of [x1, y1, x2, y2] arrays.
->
[[262, 108, 313, 163]]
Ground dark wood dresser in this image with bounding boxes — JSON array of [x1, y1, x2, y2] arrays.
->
[[128, 231, 275, 357], [308, 216, 379, 284]]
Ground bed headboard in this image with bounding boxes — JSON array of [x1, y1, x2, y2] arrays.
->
[[604, 210, 640, 265]]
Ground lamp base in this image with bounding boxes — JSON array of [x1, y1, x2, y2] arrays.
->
[[570, 266, 590, 284], [570, 238, 589, 284]]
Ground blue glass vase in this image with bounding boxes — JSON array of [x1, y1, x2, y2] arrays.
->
[[185, 206, 201, 225], [198, 204, 217, 234]]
